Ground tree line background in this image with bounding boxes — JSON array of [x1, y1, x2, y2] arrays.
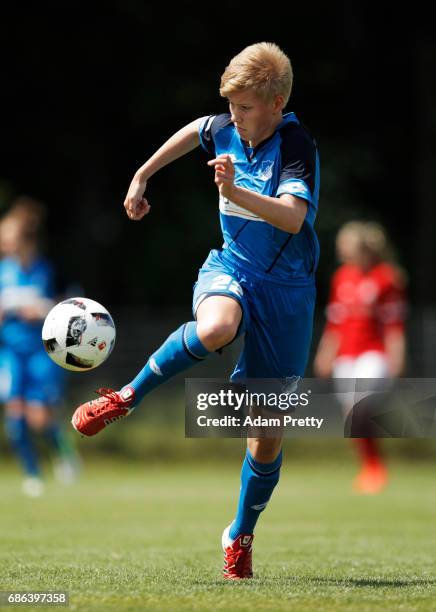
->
[[0, 2, 435, 311]]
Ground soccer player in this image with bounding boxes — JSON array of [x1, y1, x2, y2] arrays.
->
[[314, 221, 407, 494], [0, 198, 79, 496], [72, 42, 320, 578]]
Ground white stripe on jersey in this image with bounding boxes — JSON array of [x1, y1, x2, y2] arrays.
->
[[219, 195, 265, 222], [204, 115, 215, 131]]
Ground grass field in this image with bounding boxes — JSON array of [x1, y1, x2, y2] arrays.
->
[[1, 458, 436, 611]]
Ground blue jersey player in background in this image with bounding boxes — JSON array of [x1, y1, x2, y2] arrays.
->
[[73, 42, 320, 579], [0, 198, 79, 497]]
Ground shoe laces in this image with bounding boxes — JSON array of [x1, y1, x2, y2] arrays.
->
[[96, 388, 120, 402], [87, 388, 120, 416]]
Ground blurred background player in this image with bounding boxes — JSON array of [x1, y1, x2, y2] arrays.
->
[[0, 197, 79, 497], [314, 221, 407, 494]]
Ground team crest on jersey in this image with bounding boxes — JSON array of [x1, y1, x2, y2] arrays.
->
[[259, 160, 274, 181]]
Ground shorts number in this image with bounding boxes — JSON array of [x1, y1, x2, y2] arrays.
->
[[210, 275, 243, 297]]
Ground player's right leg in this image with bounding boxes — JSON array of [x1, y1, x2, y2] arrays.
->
[[72, 263, 245, 436], [222, 436, 283, 580], [4, 399, 45, 496], [222, 278, 316, 579], [333, 352, 389, 494], [25, 350, 81, 484], [1, 349, 43, 496], [351, 351, 390, 493]]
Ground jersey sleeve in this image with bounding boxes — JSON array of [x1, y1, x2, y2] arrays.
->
[[198, 113, 232, 156], [276, 125, 317, 206]]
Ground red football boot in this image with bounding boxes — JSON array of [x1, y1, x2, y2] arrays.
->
[[222, 525, 254, 580], [353, 461, 388, 495], [71, 387, 135, 436]]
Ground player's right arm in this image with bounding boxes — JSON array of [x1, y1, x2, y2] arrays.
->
[[313, 270, 343, 378], [313, 330, 340, 378], [124, 117, 204, 221]]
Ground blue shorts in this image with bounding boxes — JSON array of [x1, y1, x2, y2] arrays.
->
[[0, 347, 65, 405], [192, 250, 316, 380]]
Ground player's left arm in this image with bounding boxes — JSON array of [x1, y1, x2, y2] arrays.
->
[[208, 154, 307, 233], [384, 329, 406, 377], [379, 266, 408, 376]]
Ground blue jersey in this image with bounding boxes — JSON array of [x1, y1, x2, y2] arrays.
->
[[199, 112, 320, 284], [0, 256, 55, 353]]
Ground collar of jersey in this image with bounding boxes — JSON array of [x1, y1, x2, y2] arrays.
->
[[237, 111, 299, 159]]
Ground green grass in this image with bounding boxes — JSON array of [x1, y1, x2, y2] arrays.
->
[[1, 459, 436, 611]]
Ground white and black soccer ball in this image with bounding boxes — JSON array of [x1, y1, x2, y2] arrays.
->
[[42, 297, 116, 371]]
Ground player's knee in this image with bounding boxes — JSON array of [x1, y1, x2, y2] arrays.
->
[[248, 438, 282, 463], [5, 400, 25, 418], [26, 406, 50, 431], [197, 319, 238, 351]]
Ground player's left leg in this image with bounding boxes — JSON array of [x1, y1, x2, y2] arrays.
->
[[4, 399, 44, 496], [25, 402, 81, 484], [25, 351, 80, 484], [350, 351, 390, 494], [0, 349, 43, 496]]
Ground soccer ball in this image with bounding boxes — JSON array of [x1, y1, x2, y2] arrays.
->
[[42, 297, 116, 371]]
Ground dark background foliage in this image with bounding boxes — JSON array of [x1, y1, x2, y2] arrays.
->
[[1, 3, 435, 308]]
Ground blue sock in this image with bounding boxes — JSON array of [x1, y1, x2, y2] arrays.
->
[[43, 423, 62, 451], [4, 416, 40, 477], [229, 449, 282, 540], [123, 322, 210, 406], [43, 422, 74, 458]]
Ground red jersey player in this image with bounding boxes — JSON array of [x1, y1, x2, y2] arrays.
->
[[314, 221, 407, 493]]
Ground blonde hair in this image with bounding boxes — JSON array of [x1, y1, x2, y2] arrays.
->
[[0, 196, 46, 244], [363, 222, 389, 259], [337, 221, 393, 262], [220, 42, 293, 105], [337, 221, 366, 246]]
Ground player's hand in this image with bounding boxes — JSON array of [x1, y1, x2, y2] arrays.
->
[[313, 354, 332, 379], [124, 178, 151, 221], [208, 154, 235, 200]]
